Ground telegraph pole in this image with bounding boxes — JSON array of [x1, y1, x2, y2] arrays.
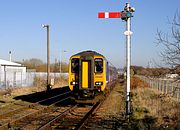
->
[[42, 24, 51, 91]]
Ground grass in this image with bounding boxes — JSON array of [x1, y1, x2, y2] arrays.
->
[[33, 76, 68, 89], [100, 82, 125, 116], [130, 76, 180, 129]]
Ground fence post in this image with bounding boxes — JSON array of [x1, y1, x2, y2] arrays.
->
[[177, 84, 180, 100], [159, 79, 161, 92], [156, 79, 158, 90], [0, 72, 1, 88], [4, 70, 6, 88], [174, 83, 177, 99], [13, 72, 16, 87], [166, 80, 169, 94], [161, 80, 163, 93], [167, 80, 169, 94], [153, 79, 155, 89], [172, 82, 174, 96], [168, 80, 171, 95], [164, 80, 167, 94], [21, 71, 23, 87]]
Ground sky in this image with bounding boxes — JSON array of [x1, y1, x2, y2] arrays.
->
[[0, 0, 179, 68]]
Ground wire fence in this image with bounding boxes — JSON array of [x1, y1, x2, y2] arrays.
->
[[137, 75, 180, 100], [0, 72, 68, 89]]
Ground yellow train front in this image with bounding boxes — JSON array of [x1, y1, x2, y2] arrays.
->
[[69, 50, 109, 99]]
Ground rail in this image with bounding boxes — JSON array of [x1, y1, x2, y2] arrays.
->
[[0, 91, 71, 129], [0, 91, 71, 119], [38, 105, 77, 130]]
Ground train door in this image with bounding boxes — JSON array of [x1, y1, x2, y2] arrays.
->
[[81, 60, 91, 89]]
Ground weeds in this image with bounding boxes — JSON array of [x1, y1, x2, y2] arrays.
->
[[131, 76, 180, 129], [33, 76, 68, 89], [0, 88, 12, 97]]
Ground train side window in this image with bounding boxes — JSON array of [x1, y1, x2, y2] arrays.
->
[[95, 58, 103, 73], [71, 58, 79, 73]]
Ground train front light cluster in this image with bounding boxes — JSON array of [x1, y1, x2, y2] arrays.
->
[[71, 81, 78, 85], [95, 82, 103, 86]]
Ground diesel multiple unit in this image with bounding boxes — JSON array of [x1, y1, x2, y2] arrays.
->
[[69, 50, 116, 99]]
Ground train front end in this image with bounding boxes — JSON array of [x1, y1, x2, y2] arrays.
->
[[68, 51, 108, 99]]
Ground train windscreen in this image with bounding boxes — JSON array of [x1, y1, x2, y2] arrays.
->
[[95, 58, 103, 73], [71, 58, 79, 73]]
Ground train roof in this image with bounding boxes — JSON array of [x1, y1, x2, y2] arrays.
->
[[71, 50, 105, 57]]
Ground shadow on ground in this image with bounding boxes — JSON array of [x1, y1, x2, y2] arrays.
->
[[13, 86, 75, 106], [96, 115, 180, 130]]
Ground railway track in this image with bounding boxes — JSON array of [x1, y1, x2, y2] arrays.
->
[[0, 81, 117, 129], [38, 81, 116, 130], [0, 100, 31, 116], [0, 97, 101, 130], [0, 91, 71, 129], [38, 101, 102, 130]]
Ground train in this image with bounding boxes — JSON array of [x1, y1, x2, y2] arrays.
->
[[68, 50, 117, 99]]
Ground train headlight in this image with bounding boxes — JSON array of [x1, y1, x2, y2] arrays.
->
[[95, 82, 103, 85], [71, 81, 78, 85]]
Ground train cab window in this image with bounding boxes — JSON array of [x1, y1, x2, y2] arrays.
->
[[71, 58, 79, 73], [95, 58, 103, 73]]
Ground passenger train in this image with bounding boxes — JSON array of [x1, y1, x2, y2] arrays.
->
[[68, 50, 117, 99]]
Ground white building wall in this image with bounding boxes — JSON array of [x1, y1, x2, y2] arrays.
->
[[0, 59, 70, 88], [0, 59, 27, 88]]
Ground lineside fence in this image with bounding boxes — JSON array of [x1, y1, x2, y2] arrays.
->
[[0, 72, 68, 89], [137, 75, 180, 100]]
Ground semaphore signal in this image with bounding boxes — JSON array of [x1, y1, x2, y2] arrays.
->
[[98, 3, 135, 116], [98, 10, 134, 20], [98, 12, 121, 18]]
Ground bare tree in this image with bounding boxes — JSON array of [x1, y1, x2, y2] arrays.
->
[[21, 58, 44, 69], [156, 11, 180, 67]]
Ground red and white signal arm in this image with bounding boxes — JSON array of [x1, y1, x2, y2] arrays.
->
[[98, 12, 121, 18]]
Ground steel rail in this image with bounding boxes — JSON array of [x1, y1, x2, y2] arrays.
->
[[0, 93, 71, 129], [76, 81, 117, 130], [37, 91, 71, 104], [38, 105, 77, 130], [0, 91, 71, 119], [37, 80, 117, 130], [75, 101, 101, 130]]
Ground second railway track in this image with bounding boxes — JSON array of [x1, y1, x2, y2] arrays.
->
[[0, 90, 72, 129], [0, 80, 117, 130]]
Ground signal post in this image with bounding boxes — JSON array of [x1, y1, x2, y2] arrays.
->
[[98, 3, 135, 116]]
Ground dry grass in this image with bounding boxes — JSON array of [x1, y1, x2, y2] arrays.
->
[[131, 76, 149, 89], [100, 82, 125, 116], [131, 76, 180, 129], [33, 76, 68, 89], [53, 76, 68, 88]]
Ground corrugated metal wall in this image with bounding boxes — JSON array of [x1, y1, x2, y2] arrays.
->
[[0, 65, 26, 88]]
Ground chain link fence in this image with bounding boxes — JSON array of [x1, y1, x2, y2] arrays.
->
[[0, 72, 68, 89], [137, 75, 180, 100]]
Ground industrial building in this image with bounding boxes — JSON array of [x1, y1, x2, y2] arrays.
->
[[0, 59, 26, 88]]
